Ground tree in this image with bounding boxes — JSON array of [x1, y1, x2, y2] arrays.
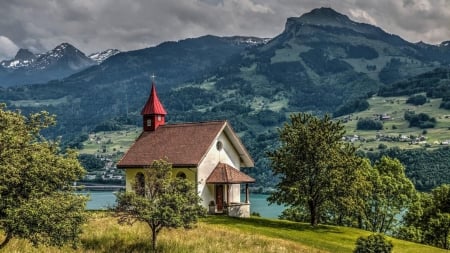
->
[[114, 159, 205, 251], [356, 118, 383, 130], [78, 153, 106, 172], [267, 113, 365, 226], [406, 94, 427, 105], [361, 157, 417, 233], [398, 184, 450, 249], [0, 105, 87, 249]]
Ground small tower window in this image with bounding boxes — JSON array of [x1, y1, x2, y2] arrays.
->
[[147, 119, 152, 127], [157, 115, 162, 121]]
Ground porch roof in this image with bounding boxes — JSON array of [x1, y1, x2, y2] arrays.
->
[[206, 163, 255, 184]]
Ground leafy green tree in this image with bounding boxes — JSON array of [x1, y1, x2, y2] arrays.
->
[[78, 153, 106, 172], [361, 157, 417, 233], [114, 159, 205, 251], [268, 113, 365, 226], [398, 184, 450, 249], [0, 105, 87, 249], [406, 94, 427, 105], [356, 118, 383, 130]]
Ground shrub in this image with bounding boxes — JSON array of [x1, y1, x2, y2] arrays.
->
[[357, 118, 383, 130], [406, 94, 427, 105], [354, 234, 393, 253], [404, 111, 436, 129], [378, 143, 388, 150]]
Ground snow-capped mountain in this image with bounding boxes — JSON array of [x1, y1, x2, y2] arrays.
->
[[89, 49, 120, 64], [225, 36, 271, 47], [33, 43, 94, 70], [440, 41, 450, 47], [0, 43, 95, 87], [1, 49, 37, 69]]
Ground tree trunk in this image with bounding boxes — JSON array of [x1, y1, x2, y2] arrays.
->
[[308, 199, 318, 226], [0, 233, 12, 249], [151, 227, 157, 252]]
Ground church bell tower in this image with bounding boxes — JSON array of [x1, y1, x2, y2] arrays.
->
[[141, 81, 167, 131]]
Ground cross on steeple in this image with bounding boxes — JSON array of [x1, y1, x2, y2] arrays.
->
[[151, 73, 156, 82]]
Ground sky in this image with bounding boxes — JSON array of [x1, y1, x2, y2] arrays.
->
[[0, 0, 450, 61]]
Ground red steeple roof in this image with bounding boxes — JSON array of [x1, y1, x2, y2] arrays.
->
[[141, 83, 167, 115]]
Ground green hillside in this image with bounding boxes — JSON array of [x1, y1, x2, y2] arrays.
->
[[0, 214, 445, 253], [338, 95, 450, 151], [80, 126, 140, 156]]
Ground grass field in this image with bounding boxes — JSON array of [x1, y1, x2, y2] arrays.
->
[[339, 95, 450, 151], [0, 213, 446, 253], [80, 126, 140, 159]]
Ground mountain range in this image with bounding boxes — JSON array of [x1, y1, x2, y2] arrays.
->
[[1, 7, 450, 189], [0, 43, 124, 87]]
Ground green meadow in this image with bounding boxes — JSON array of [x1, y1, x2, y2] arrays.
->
[[339, 95, 450, 150], [0, 213, 445, 253], [80, 126, 140, 156]]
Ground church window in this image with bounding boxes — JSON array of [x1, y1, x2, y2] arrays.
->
[[216, 141, 223, 151], [135, 172, 145, 196], [176, 172, 187, 179], [147, 119, 152, 127]]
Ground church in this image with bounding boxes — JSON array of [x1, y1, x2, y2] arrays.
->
[[117, 81, 255, 217]]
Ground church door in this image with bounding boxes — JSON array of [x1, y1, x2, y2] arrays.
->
[[216, 185, 224, 212]]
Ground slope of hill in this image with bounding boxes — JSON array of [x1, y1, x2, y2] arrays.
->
[[1, 214, 446, 253]]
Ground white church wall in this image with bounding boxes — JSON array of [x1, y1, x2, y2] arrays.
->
[[197, 129, 242, 207]]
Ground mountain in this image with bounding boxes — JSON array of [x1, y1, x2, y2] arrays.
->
[[1, 49, 37, 69], [0, 43, 95, 87], [2, 7, 450, 189], [0, 34, 256, 138], [89, 49, 121, 64], [440, 41, 450, 48], [194, 7, 450, 118]]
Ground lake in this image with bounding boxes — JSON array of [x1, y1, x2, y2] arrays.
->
[[84, 191, 285, 218]]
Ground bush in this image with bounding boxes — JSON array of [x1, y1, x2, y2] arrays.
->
[[406, 94, 427, 105], [404, 111, 436, 129], [378, 143, 388, 150], [354, 234, 393, 253], [357, 118, 383, 130]]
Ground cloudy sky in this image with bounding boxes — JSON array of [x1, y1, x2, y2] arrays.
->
[[0, 0, 449, 60]]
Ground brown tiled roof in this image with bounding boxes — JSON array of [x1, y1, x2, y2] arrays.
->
[[206, 163, 255, 184], [117, 121, 227, 168], [141, 83, 167, 115]]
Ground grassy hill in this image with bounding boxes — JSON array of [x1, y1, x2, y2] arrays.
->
[[0, 213, 445, 253], [79, 126, 140, 157], [338, 95, 450, 151], [78, 94, 450, 160]]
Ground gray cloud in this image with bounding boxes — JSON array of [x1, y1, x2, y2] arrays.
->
[[0, 0, 449, 60]]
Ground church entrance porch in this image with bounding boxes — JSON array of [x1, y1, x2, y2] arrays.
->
[[206, 163, 255, 218]]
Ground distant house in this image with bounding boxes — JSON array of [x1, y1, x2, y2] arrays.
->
[[380, 114, 391, 121], [117, 82, 255, 217]]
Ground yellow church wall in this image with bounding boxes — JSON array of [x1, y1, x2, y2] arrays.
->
[[124, 167, 196, 192]]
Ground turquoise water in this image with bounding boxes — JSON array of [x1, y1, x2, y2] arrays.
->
[[84, 191, 284, 218]]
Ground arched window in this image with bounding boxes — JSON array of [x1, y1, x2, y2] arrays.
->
[[176, 172, 187, 179], [135, 172, 145, 196]]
